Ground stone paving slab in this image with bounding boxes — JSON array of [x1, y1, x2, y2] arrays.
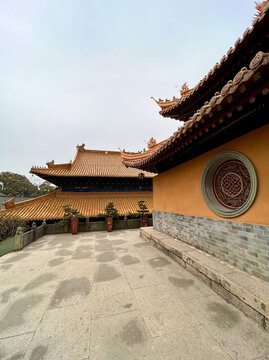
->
[[0, 229, 269, 359], [123, 263, 165, 289], [24, 302, 91, 360], [134, 285, 200, 337], [186, 295, 269, 360], [0, 332, 33, 360], [0, 289, 54, 339], [153, 325, 232, 360], [91, 310, 159, 360], [92, 280, 138, 319]]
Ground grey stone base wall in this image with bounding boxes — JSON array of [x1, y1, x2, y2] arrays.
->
[[153, 211, 269, 282], [46, 218, 153, 234]]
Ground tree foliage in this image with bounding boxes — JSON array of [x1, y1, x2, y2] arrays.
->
[[99, 202, 119, 219], [38, 181, 55, 195], [63, 205, 83, 220], [0, 214, 26, 242], [137, 200, 149, 215], [0, 172, 55, 197]]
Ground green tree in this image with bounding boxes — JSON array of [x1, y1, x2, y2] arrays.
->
[[0, 172, 39, 197], [0, 214, 26, 242], [38, 181, 55, 195], [137, 200, 149, 215], [0, 172, 55, 197], [99, 202, 119, 218]]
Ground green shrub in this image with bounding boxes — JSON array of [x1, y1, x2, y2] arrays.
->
[[0, 214, 26, 242], [137, 201, 150, 216], [98, 202, 119, 219], [62, 205, 83, 220], [57, 205, 84, 226]]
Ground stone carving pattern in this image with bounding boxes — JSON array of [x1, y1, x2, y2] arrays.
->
[[213, 160, 251, 209]]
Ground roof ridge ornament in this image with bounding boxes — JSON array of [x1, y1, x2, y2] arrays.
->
[[180, 82, 190, 97], [76, 143, 85, 152], [147, 138, 157, 149], [3, 197, 15, 209], [46, 160, 54, 168]]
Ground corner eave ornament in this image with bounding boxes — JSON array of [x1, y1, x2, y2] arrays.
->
[[254, 0, 269, 18], [180, 82, 190, 98], [3, 197, 15, 209]]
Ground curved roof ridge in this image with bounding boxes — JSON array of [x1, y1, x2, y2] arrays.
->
[[30, 144, 156, 179], [1, 190, 59, 211], [121, 139, 168, 162]]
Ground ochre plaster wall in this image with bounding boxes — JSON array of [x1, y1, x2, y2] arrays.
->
[[153, 124, 269, 225]]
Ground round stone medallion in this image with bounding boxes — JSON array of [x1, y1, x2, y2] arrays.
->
[[201, 151, 257, 217]]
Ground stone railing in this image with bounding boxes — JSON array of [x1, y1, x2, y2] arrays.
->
[[0, 221, 46, 257], [46, 217, 153, 234]]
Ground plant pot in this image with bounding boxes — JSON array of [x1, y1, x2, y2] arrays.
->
[[106, 217, 113, 232], [71, 219, 79, 234], [140, 215, 148, 227]]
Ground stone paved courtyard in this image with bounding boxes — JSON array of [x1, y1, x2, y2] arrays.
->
[[0, 229, 269, 360]]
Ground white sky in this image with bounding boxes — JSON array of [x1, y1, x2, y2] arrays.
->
[[0, 0, 256, 180]]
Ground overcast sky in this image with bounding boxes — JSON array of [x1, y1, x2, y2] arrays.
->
[[0, 0, 255, 181]]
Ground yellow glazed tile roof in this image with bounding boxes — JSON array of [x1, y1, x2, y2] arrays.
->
[[31, 145, 155, 178], [0, 190, 153, 221]]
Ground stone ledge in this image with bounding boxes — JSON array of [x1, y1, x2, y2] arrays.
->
[[140, 226, 269, 331]]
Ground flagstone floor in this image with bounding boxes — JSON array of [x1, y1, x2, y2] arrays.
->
[[0, 229, 269, 360]]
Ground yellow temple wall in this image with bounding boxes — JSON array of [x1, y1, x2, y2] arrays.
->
[[153, 124, 269, 226]]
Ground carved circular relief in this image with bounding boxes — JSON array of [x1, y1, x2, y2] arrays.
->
[[213, 160, 250, 208], [221, 173, 243, 196], [201, 151, 257, 218]]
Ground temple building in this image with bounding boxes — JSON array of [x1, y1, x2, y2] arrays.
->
[[121, 2, 269, 281], [1, 144, 154, 221]]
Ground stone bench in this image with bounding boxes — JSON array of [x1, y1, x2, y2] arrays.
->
[[140, 226, 269, 331]]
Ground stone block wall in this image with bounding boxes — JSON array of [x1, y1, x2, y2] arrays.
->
[[153, 211, 269, 282]]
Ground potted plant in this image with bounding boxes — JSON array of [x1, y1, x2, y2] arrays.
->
[[62, 205, 83, 235], [137, 200, 149, 227], [99, 202, 119, 232]]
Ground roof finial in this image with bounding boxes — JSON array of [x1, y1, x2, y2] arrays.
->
[[76, 143, 85, 152], [46, 160, 54, 168]]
